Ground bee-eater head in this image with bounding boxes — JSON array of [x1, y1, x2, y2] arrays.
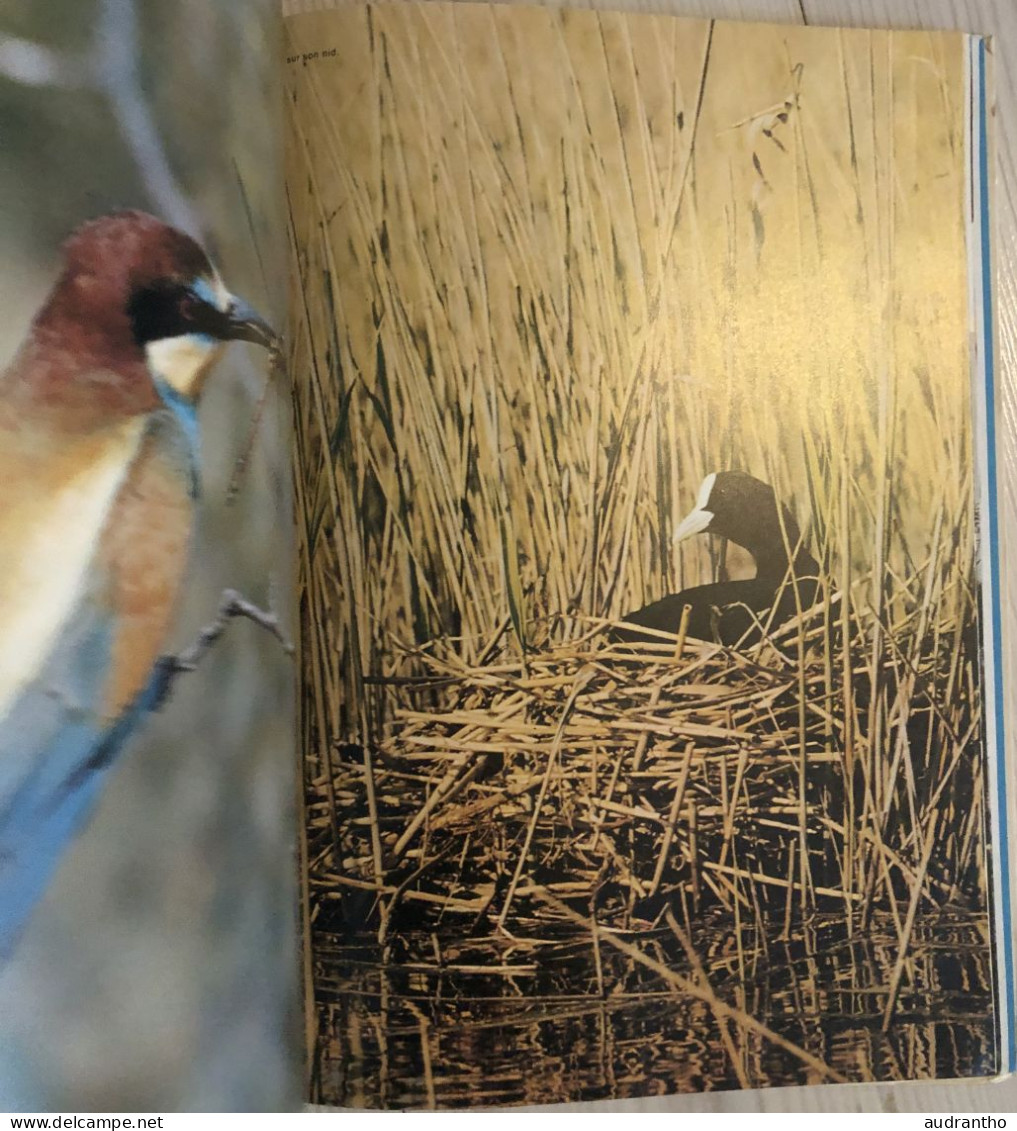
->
[[126, 237, 277, 402], [28, 211, 276, 419]]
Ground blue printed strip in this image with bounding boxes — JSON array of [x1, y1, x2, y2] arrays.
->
[[971, 34, 1014, 1073]]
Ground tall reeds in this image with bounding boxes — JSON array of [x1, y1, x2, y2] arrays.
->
[[285, 5, 991, 1098]]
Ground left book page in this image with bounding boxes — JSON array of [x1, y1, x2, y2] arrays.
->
[[0, 3, 298, 1112]]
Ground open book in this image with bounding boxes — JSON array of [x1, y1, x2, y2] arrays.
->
[[0, 0, 1011, 1113]]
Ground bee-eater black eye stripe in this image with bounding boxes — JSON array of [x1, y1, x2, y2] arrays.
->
[[128, 283, 232, 345]]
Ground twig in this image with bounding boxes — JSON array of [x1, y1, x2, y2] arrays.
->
[[226, 344, 285, 504], [154, 588, 294, 707]]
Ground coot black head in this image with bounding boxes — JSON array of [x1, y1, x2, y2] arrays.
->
[[614, 470, 819, 647], [673, 470, 813, 581]]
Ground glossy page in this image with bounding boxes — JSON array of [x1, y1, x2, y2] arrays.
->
[[284, 1, 1010, 1108]]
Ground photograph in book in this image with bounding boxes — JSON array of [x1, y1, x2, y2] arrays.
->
[[285, 2, 1010, 1107], [0, 0, 298, 1112]]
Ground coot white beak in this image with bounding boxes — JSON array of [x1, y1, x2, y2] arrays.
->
[[674, 471, 716, 544], [673, 505, 714, 544]]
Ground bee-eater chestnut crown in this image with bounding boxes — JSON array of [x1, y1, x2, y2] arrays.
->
[[27, 209, 275, 420]]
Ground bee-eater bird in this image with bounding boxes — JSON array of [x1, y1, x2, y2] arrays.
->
[[0, 210, 276, 957]]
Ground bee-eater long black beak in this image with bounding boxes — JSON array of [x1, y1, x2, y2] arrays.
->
[[224, 295, 277, 349]]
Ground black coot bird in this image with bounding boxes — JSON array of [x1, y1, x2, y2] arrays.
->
[[613, 470, 820, 646]]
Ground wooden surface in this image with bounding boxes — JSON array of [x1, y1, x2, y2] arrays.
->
[[283, 0, 1017, 1113]]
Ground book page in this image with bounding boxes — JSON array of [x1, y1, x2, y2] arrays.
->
[[285, 2, 1010, 1107], [0, 2, 298, 1112]]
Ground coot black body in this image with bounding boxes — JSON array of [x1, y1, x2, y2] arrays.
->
[[614, 470, 819, 646]]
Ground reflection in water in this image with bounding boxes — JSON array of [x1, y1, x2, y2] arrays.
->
[[303, 633, 997, 1108], [314, 912, 996, 1108]]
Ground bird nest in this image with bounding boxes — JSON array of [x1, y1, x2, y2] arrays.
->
[[305, 595, 983, 942]]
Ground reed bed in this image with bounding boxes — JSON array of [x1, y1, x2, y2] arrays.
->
[[302, 588, 984, 957], [284, 4, 995, 1100]]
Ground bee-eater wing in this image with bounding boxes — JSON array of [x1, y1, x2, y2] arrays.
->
[[0, 588, 117, 957]]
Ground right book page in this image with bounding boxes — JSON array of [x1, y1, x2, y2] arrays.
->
[[283, 2, 1012, 1107]]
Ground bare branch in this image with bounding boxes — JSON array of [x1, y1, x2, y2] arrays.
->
[[0, 4, 202, 237], [153, 589, 294, 709], [94, 0, 202, 236]]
